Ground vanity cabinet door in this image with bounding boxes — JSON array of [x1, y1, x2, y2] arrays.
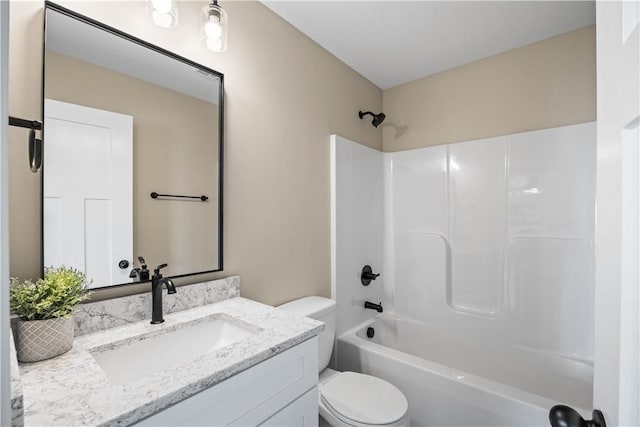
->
[[135, 337, 318, 427], [259, 387, 319, 427]]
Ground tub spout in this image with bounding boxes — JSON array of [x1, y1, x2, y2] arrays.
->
[[364, 301, 383, 313]]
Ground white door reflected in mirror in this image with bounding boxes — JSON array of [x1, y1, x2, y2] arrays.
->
[[43, 99, 133, 288]]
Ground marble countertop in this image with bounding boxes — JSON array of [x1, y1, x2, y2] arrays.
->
[[18, 297, 323, 427]]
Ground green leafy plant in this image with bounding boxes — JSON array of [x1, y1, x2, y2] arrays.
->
[[10, 266, 92, 321]]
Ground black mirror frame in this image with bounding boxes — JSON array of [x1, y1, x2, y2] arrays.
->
[[41, 1, 224, 288]]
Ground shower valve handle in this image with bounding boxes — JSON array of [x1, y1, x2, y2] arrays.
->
[[361, 265, 380, 286]]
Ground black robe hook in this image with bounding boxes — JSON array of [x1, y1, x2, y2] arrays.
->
[[28, 128, 43, 173], [9, 116, 43, 173]]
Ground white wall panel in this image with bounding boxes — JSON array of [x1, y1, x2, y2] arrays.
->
[[505, 122, 595, 360], [388, 146, 447, 233], [508, 123, 595, 240], [386, 122, 595, 361], [331, 135, 384, 336], [332, 122, 595, 365], [505, 237, 594, 359], [385, 146, 448, 314], [448, 137, 506, 315], [392, 232, 448, 323]]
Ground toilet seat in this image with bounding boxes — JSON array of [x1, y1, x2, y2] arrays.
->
[[320, 371, 408, 426]]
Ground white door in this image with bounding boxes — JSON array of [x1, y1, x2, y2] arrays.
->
[[43, 99, 133, 288], [594, 1, 640, 426]]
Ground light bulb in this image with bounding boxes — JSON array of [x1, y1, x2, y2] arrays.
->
[[152, 10, 175, 28], [148, 0, 178, 28], [204, 20, 223, 39], [151, 0, 173, 14], [206, 37, 224, 52]]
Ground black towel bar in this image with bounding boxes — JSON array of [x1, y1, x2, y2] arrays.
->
[[150, 192, 208, 202]]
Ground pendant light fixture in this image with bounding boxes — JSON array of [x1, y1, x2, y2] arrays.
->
[[201, 0, 228, 53], [147, 0, 178, 29]]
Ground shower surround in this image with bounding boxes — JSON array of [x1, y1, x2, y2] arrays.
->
[[331, 122, 596, 425]]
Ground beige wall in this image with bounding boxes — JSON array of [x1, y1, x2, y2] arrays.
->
[[8, 1, 382, 304], [382, 25, 596, 152], [45, 51, 219, 280], [9, 3, 596, 304]]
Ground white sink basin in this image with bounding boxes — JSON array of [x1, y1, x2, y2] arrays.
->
[[90, 316, 260, 385]]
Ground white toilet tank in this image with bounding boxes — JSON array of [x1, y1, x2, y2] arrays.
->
[[278, 296, 336, 372]]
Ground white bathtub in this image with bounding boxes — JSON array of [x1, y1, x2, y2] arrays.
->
[[336, 316, 593, 427]]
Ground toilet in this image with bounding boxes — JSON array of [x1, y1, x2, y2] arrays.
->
[[279, 296, 409, 427]]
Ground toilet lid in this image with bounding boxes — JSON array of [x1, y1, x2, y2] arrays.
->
[[320, 372, 408, 425]]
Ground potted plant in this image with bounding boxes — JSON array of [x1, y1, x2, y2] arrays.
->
[[10, 266, 91, 362]]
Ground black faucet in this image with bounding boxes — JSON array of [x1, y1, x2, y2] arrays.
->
[[138, 256, 150, 281], [364, 301, 383, 313], [151, 263, 176, 324], [129, 256, 150, 282], [129, 267, 141, 281]]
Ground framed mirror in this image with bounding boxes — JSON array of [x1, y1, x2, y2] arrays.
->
[[42, 2, 223, 289]]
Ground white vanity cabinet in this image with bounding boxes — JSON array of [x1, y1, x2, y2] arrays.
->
[[135, 337, 319, 427]]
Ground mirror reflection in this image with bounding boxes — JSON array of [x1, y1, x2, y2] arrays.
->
[[43, 5, 223, 289]]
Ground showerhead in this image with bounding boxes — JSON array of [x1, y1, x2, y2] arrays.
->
[[372, 113, 386, 127], [359, 110, 386, 128]]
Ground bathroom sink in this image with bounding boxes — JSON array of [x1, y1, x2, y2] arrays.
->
[[90, 316, 260, 385]]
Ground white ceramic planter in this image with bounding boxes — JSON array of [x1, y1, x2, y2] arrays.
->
[[15, 316, 74, 362]]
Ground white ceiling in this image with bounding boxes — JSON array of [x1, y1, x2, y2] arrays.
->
[[262, 1, 596, 89]]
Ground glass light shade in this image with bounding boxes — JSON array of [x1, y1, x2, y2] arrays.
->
[[147, 0, 178, 29], [201, 2, 228, 53]]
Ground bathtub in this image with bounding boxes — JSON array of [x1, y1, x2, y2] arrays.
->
[[336, 316, 593, 427]]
